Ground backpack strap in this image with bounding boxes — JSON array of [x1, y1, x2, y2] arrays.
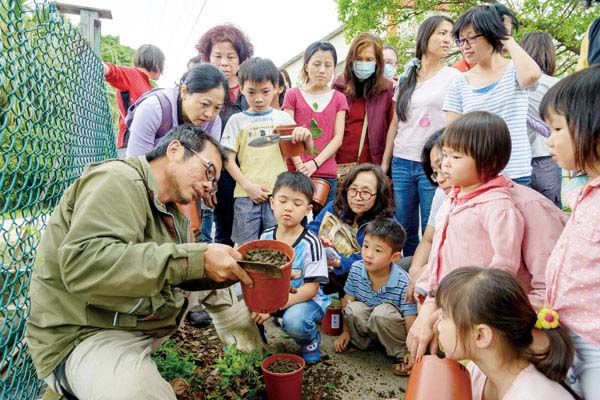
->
[[153, 91, 173, 141]]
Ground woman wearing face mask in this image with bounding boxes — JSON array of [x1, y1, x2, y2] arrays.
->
[[383, 45, 399, 83], [333, 33, 395, 175]]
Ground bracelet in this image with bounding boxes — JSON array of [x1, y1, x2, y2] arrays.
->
[[312, 159, 319, 169]]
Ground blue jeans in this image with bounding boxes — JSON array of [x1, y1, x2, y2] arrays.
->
[[567, 332, 600, 399], [531, 156, 562, 208], [320, 177, 338, 205], [231, 197, 277, 244], [281, 300, 325, 346], [512, 175, 531, 187], [200, 208, 214, 243], [391, 157, 436, 256]]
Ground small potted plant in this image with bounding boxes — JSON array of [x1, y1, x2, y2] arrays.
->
[[238, 239, 294, 314], [275, 124, 305, 158], [261, 353, 305, 400]]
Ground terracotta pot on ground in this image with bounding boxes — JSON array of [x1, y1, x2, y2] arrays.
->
[[405, 355, 472, 400], [274, 124, 305, 158], [238, 240, 293, 314], [176, 201, 201, 233], [261, 353, 305, 400], [310, 177, 331, 215]]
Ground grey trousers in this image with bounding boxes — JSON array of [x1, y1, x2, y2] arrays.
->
[[343, 301, 408, 359]]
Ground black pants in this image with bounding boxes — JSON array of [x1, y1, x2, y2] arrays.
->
[[214, 170, 235, 246]]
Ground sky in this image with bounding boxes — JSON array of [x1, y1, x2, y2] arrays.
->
[[58, 0, 342, 86]]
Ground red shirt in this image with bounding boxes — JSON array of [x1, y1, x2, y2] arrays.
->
[[104, 63, 152, 148], [452, 58, 472, 73], [336, 98, 371, 164]]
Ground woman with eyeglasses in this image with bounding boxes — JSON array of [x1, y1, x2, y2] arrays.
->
[[381, 15, 460, 257], [307, 164, 396, 295], [443, 4, 541, 187]]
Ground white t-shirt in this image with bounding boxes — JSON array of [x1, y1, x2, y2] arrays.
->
[[393, 66, 461, 161], [427, 187, 447, 228], [300, 89, 335, 113], [443, 61, 534, 179], [467, 363, 573, 400]]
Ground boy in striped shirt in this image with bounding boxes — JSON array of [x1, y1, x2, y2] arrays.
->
[[334, 218, 417, 376], [251, 172, 329, 363]]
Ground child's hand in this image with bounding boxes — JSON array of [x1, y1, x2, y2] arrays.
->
[[334, 331, 351, 352], [251, 312, 271, 324], [319, 235, 335, 248], [404, 279, 416, 304], [296, 161, 317, 177], [244, 182, 270, 204], [291, 126, 312, 143]]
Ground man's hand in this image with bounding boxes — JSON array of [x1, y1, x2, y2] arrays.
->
[[203, 243, 253, 287], [202, 192, 217, 209], [334, 331, 351, 352], [251, 312, 271, 324]]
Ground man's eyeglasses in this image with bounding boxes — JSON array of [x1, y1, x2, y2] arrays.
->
[[454, 34, 483, 47], [182, 144, 218, 195], [347, 187, 376, 200]]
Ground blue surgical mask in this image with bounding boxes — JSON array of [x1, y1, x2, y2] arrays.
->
[[353, 61, 376, 80], [383, 63, 397, 80]]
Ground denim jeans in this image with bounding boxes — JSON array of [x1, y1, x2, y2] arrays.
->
[[567, 332, 600, 399], [281, 300, 325, 346], [531, 156, 562, 208], [200, 208, 214, 243], [231, 197, 277, 245], [391, 157, 436, 256], [512, 175, 532, 187]]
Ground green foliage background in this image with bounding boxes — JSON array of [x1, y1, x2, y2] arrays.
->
[[338, 0, 597, 76]]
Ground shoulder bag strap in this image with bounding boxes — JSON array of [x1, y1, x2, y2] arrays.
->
[[356, 113, 368, 163]]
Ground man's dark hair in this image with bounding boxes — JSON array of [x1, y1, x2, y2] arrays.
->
[[134, 44, 165, 74], [146, 124, 227, 164], [238, 57, 278, 86], [272, 171, 314, 203], [364, 217, 407, 253]]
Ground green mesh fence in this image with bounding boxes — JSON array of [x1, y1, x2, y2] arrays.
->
[[1, 0, 117, 397]]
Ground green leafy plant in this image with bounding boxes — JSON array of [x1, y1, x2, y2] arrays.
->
[[207, 344, 267, 400], [152, 339, 199, 385]]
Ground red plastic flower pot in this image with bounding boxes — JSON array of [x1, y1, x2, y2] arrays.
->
[[310, 177, 331, 215], [261, 353, 305, 400], [238, 239, 293, 314], [275, 124, 305, 158], [405, 355, 472, 400], [321, 306, 343, 336], [176, 201, 200, 233]]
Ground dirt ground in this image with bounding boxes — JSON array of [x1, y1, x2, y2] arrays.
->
[[263, 319, 408, 400]]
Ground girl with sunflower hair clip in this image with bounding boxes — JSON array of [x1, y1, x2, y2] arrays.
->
[[435, 267, 575, 400]]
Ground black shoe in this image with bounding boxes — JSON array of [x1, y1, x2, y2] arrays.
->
[[187, 309, 211, 328]]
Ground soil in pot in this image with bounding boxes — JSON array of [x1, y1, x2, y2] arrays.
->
[[266, 358, 302, 373], [243, 249, 289, 266]]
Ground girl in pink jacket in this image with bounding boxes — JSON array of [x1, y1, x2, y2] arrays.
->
[[539, 65, 600, 399], [408, 111, 528, 361]]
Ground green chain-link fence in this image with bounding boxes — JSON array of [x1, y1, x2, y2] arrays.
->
[[1, 0, 117, 397]]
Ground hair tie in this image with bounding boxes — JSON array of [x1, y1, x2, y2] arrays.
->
[[535, 307, 560, 330], [398, 57, 421, 81]]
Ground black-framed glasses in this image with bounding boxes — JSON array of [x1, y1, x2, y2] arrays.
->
[[454, 34, 483, 47], [182, 144, 218, 194], [347, 187, 376, 200]]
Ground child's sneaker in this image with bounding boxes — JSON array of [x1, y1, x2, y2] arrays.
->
[[301, 331, 321, 363]]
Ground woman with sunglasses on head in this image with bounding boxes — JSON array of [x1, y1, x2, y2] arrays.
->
[[443, 4, 540, 187], [307, 164, 396, 295]]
